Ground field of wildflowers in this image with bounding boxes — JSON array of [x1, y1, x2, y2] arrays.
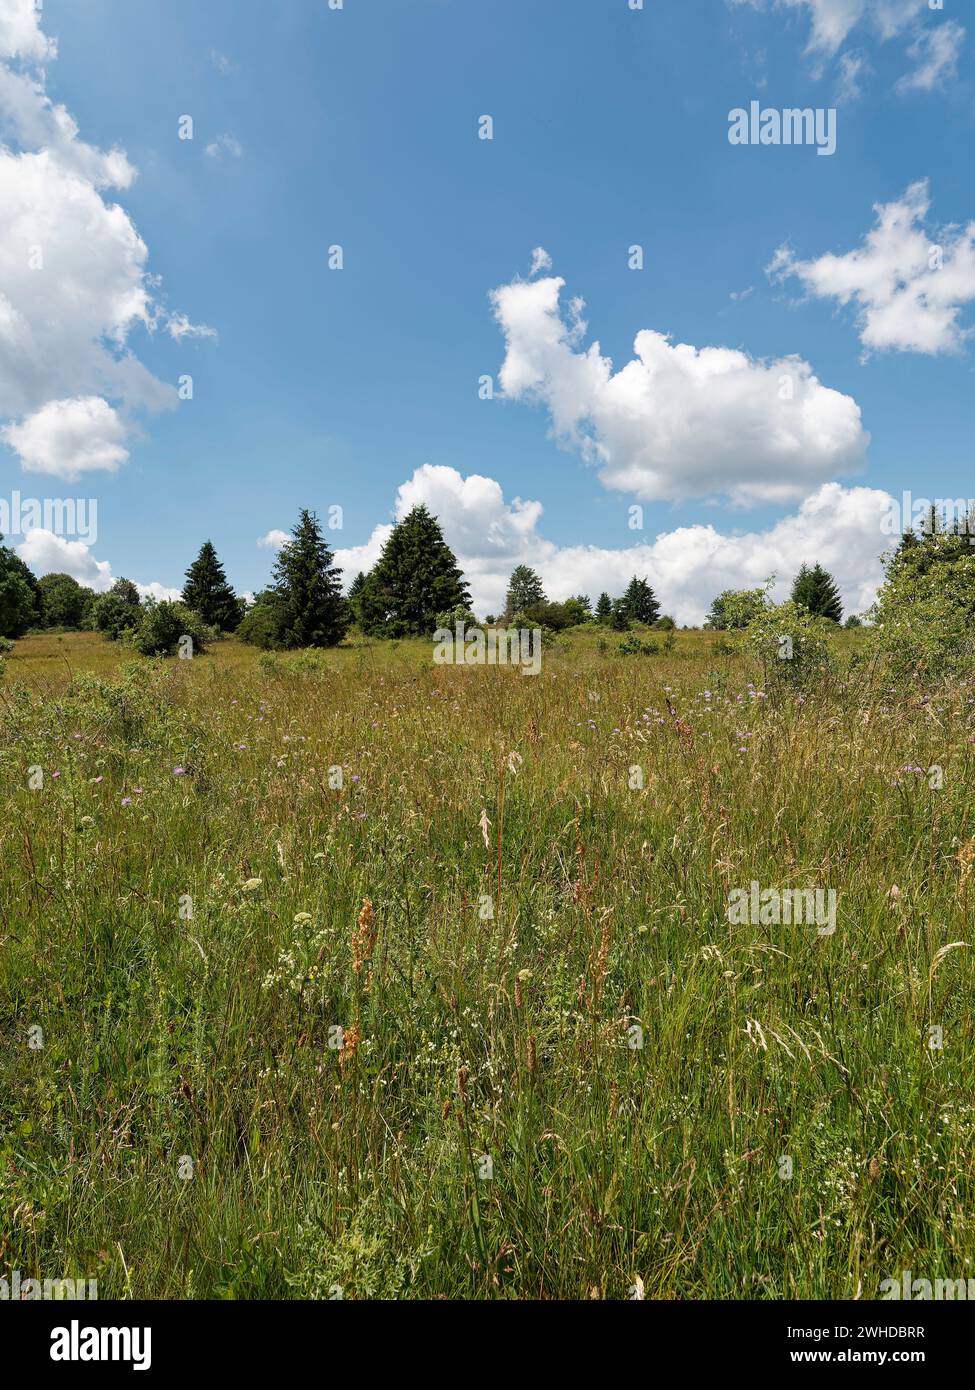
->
[[2, 629, 973, 1299]]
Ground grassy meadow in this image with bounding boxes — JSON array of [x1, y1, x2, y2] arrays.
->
[[2, 627, 974, 1299]]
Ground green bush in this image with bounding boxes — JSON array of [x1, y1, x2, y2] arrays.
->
[[237, 597, 288, 650], [93, 592, 142, 641], [744, 599, 833, 690], [133, 600, 209, 657], [618, 632, 659, 656], [870, 531, 975, 680]]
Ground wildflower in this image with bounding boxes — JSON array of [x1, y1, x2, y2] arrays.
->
[[121, 797, 132, 807], [338, 1021, 361, 1070], [173, 766, 186, 777], [242, 877, 263, 892], [352, 897, 378, 976]]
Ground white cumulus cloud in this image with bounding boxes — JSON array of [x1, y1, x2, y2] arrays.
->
[[2, 396, 129, 479], [0, 0, 207, 479], [257, 529, 291, 550], [768, 180, 975, 354], [14, 527, 177, 600], [490, 267, 868, 505]]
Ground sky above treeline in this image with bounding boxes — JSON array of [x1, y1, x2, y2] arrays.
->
[[1, 0, 973, 623]]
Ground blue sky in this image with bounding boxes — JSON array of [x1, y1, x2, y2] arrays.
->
[[1, 0, 973, 621]]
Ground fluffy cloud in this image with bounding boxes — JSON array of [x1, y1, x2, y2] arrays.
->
[[490, 264, 868, 505], [897, 20, 966, 93], [768, 180, 975, 354], [3, 397, 129, 479], [0, 0, 55, 62], [334, 464, 894, 625], [0, 0, 206, 479], [257, 529, 291, 550], [14, 527, 178, 600]]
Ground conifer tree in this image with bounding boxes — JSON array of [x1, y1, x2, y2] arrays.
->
[[504, 566, 546, 620], [347, 571, 366, 626], [182, 541, 243, 631], [791, 563, 843, 623], [595, 592, 613, 624], [621, 575, 660, 625], [358, 505, 469, 637], [272, 510, 348, 647]]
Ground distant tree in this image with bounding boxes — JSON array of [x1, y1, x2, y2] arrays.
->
[[347, 571, 366, 626], [358, 505, 469, 637], [133, 600, 209, 657], [237, 590, 289, 649], [791, 563, 842, 623], [110, 577, 141, 607], [595, 592, 613, 624], [0, 538, 40, 638], [705, 585, 768, 630], [844, 614, 863, 629], [561, 596, 592, 626], [504, 566, 546, 620], [655, 614, 676, 630], [94, 590, 142, 640], [38, 572, 88, 628], [622, 576, 660, 625], [270, 510, 348, 648], [608, 598, 631, 631], [521, 599, 580, 631], [181, 541, 243, 631]]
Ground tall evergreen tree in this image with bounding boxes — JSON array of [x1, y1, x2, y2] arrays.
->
[[272, 510, 348, 647], [182, 541, 243, 631], [791, 563, 842, 623], [621, 575, 660, 625], [504, 565, 546, 620], [347, 571, 366, 626], [595, 592, 613, 624], [358, 505, 469, 637]]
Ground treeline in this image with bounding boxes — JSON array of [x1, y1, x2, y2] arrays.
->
[[0, 501, 890, 655]]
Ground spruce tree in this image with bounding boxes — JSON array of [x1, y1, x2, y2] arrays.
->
[[595, 592, 613, 624], [272, 510, 348, 647], [358, 505, 469, 637], [182, 541, 243, 631], [347, 571, 366, 626], [791, 563, 842, 623], [621, 576, 660, 625], [504, 566, 546, 620]]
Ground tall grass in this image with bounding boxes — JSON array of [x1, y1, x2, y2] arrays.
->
[[1, 630, 973, 1298]]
